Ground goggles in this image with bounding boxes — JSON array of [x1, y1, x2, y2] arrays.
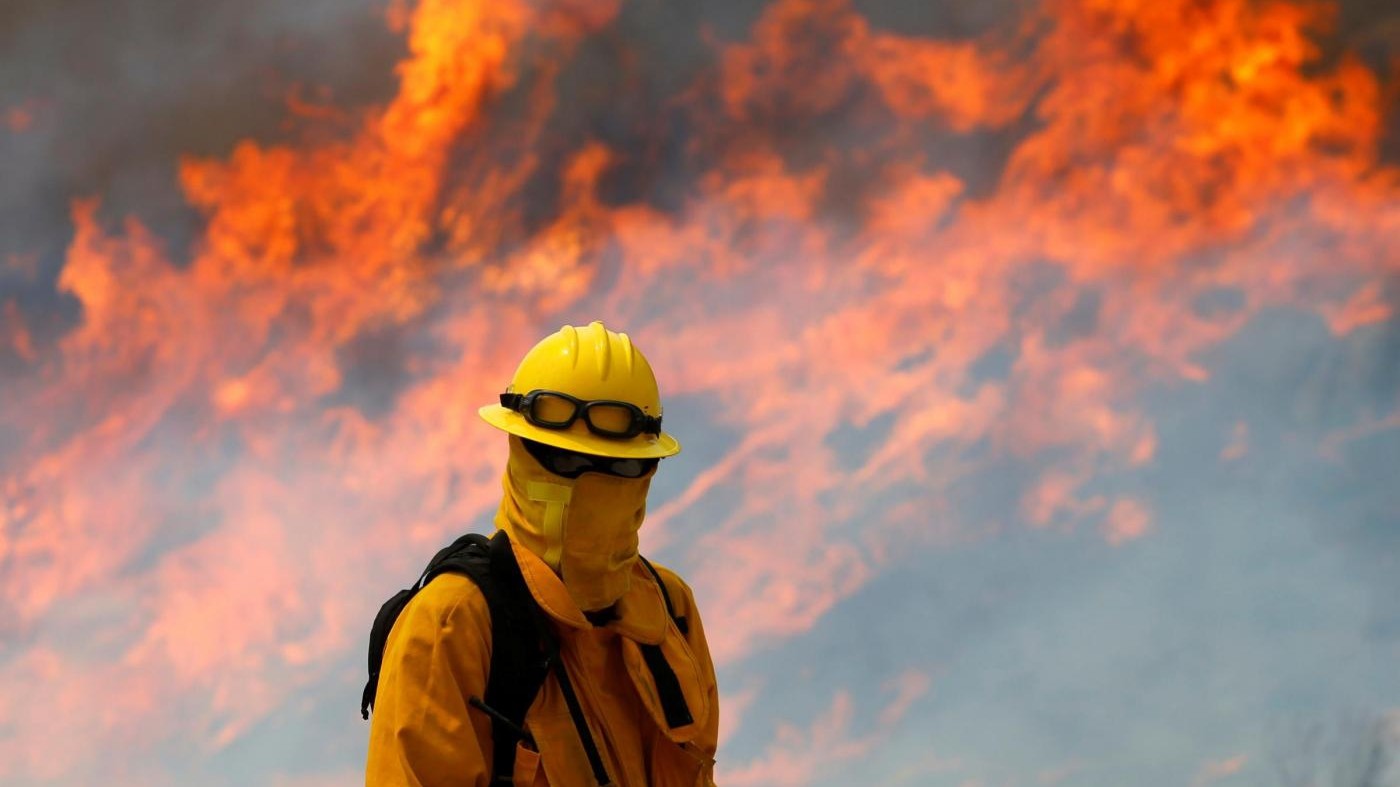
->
[[499, 389, 663, 440], [522, 438, 659, 479]]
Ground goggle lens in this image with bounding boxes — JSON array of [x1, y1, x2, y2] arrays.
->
[[606, 458, 647, 477], [521, 439, 658, 479], [529, 392, 579, 427], [584, 403, 636, 436]]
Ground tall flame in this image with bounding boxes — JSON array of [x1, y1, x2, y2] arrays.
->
[[0, 0, 1394, 781]]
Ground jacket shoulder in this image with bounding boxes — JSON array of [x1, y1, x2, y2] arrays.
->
[[404, 571, 493, 631]]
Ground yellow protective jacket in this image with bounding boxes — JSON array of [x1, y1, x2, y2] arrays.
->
[[365, 535, 719, 786]]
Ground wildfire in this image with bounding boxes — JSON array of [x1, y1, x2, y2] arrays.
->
[[0, 0, 1394, 781]]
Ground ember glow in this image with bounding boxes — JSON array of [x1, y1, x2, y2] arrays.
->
[[1, 0, 1396, 784]]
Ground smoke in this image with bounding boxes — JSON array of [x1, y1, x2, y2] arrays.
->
[[0, 0, 1397, 784], [0, 0, 402, 344]]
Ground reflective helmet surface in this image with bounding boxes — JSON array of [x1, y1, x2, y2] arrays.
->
[[478, 321, 682, 458]]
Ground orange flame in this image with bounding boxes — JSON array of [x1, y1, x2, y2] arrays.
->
[[0, 0, 1395, 780]]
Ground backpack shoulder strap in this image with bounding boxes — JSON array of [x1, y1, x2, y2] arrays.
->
[[635, 556, 696, 730], [638, 555, 689, 635], [477, 530, 552, 783]]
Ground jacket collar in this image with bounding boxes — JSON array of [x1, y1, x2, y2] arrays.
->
[[509, 537, 669, 645], [508, 536, 711, 742]]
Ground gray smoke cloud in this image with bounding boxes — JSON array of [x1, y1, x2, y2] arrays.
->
[[0, 0, 402, 348], [1, 2, 1397, 785]]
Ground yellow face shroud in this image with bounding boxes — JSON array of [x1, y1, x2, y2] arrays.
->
[[494, 436, 654, 612]]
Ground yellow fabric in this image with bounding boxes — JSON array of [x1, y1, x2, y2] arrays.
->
[[525, 480, 572, 572], [478, 320, 681, 459], [496, 436, 651, 612], [364, 538, 719, 787]]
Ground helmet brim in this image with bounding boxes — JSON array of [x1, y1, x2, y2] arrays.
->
[[479, 404, 682, 459]]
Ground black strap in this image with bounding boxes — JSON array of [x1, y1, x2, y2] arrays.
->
[[551, 658, 613, 785], [639, 643, 695, 728], [639, 556, 689, 635], [474, 530, 547, 783], [635, 557, 695, 728], [487, 530, 611, 786]]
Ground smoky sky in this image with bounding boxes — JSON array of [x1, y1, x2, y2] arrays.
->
[[7, 0, 1390, 290], [0, 0, 402, 353], [2, 2, 1399, 785]]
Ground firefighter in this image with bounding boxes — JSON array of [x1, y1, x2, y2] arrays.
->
[[366, 321, 719, 786]]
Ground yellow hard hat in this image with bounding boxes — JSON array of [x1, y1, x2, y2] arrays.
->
[[479, 321, 682, 459]]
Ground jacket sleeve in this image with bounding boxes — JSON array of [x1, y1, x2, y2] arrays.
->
[[366, 574, 495, 787], [656, 566, 722, 786]]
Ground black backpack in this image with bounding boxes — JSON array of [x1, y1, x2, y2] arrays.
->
[[362, 529, 693, 785]]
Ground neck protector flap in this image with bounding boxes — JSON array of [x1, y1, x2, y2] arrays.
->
[[495, 436, 652, 611]]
